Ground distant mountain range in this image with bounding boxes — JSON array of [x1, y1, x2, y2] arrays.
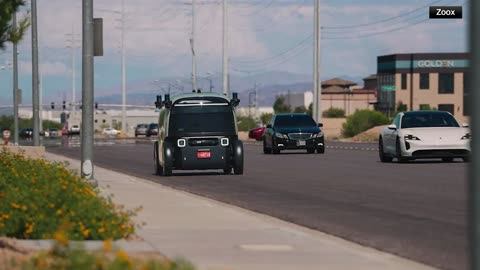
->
[[95, 71, 365, 108]]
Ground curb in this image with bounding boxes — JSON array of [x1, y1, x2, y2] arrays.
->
[[14, 239, 157, 253]]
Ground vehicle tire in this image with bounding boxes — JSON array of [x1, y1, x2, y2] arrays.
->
[[317, 146, 325, 154], [223, 168, 232, 175], [263, 139, 271, 154], [153, 141, 162, 175], [233, 140, 244, 175], [379, 137, 393, 163], [396, 137, 408, 163], [162, 141, 174, 176], [463, 156, 471, 162], [307, 148, 315, 154], [442, 157, 454, 162]]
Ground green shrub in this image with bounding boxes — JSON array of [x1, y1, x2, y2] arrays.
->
[[19, 238, 196, 270], [237, 116, 258, 131], [0, 150, 138, 240], [342, 110, 390, 138], [322, 107, 346, 118], [259, 113, 272, 126]]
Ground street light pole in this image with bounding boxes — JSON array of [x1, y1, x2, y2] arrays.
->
[[469, 0, 480, 268], [121, 0, 127, 136], [313, 0, 321, 124], [191, 0, 198, 92], [12, 12, 19, 145], [222, 0, 229, 96], [81, 0, 95, 180], [31, 0, 40, 146]]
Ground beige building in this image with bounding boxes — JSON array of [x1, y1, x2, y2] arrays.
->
[[376, 53, 469, 123]]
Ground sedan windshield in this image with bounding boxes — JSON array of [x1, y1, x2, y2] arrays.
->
[[274, 115, 317, 128], [169, 105, 236, 136], [401, 112, 459, 128]]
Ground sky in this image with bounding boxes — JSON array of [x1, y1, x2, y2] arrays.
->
[[0, 0, 469, 105]]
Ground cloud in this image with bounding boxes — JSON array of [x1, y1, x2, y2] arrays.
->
[[19, 60, 71, 76]]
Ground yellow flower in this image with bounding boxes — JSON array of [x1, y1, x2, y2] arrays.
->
[[103, 239, 112, 252], [98, 227, 105, 233], [116, 249, 129, 262], [25, 223, 34, 234], [2, 214, 9, 219], [11, 203, 20, 209], [61, 185, 67, 190], [70, 211, 75, 217], [82, 229, 90, 237], [56, 209, 63, 216], [54, 231, 69, 246], [21, 205, 27, 211], [49, 203, 55, 209]]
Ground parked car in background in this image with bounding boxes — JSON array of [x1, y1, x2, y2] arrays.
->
[[263, 113, 325, 154], [103, 128, 119, 136], [69, 124, 81, 135], [19, 128, 33, 138], [248, 126, 266, 141], [379, 110, 471, 163], [135, 124, 149, 137], [146, 123, 159, 137], [49, 128, 60, 137]]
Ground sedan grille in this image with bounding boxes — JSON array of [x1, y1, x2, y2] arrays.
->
[[288, 133, 312, 140]]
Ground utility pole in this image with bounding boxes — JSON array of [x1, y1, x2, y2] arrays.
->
[[313, 0, 321, 123], [66, 23, 79, 113], [469, 0, 479, 268], [121, 0, 127, 136], [12, 12, 19, 145], [191, 0, 198, 91], [31, 0, 40, 146], [81, 0, 94, 180], [222, 0, 229, 96], [39, 69, 43, 133]]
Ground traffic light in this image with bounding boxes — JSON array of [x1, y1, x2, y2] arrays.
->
[[95, 102, 98, 109], [51, 102, 54, 109], [62, 101, 66, 110]]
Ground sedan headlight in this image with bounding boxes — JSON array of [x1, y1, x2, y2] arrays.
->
[[462, 133, 472, 140], [312, 132, 324, 138], [275, 132, 288, 139], [404, 134, 420, 141]]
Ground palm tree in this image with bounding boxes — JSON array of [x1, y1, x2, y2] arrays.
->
[[0, 0, 30, 50]]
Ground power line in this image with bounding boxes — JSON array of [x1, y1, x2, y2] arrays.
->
[[322, 0, 443, 29]]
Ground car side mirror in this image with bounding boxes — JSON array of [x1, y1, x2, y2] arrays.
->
[[388, 124, 397, 130], [318, 123, 323, 127], [266, 124, 272, 129], [462, 123, 469, 128]]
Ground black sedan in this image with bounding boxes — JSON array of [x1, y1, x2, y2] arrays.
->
[[263, 113, 325, 154]]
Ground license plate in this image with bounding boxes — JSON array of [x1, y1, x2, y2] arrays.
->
[[297, 140, 306, 146], [197, 151, 211, 159]]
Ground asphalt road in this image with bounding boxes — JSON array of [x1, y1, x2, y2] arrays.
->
[[47, 142, 468, 270]]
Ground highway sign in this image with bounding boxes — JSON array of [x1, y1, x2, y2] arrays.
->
[[3, 130, 10, 139]]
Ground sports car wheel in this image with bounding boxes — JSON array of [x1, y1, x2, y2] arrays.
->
[[379, 137, 393, 163], [396, 137, 408, 163]]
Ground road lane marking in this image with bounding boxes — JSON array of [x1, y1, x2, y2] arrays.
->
[[238, 244, 294, 252]]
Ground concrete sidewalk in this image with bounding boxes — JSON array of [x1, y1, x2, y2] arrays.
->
[[44, 152, 438, 270]]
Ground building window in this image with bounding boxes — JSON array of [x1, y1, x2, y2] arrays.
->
[[438, 73, 454, 94], [95, 119, 98, 123], [438, 104, 455, 115], [401, 74, 407, 90], [102, 119, 106, 123], [419, 73, 429, 89], [419, 104, 431, 110]]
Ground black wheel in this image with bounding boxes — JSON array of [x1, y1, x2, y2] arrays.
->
[[396, 137, 408, 163], [233, 140, 244, 175], [317, 147, 325, 154], [442, 157, 454, 162], [162, 142, 173, 176], [307, 148, 315, 154], [379, 137, 393, 163], [463, 156, 471, 162], [263, 138, 271, 154], [154, 142, 162, 175]]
